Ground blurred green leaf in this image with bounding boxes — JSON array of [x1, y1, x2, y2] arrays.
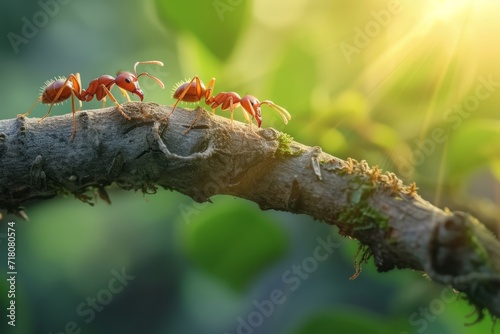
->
[[294, 310, 390, 334], [182, 198, 288, 291], [331, 90, 370, 125], [489, 159, 500, 182], [174, 33, 223, 82], [154, 0, 250, 61], [446, 119, 500, 183], [320, 128, 347, 153], [365, 122, 401, 151], [303, 90, 369, 146], [270, 43, 317, 113]]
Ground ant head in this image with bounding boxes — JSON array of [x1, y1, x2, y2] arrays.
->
[[241, 95, 262, 127], [115, 71, 144, 101]]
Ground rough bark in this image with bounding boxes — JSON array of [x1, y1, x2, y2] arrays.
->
[[0, 102, 499, 320]]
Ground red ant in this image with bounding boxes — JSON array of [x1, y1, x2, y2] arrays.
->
[[19, 61, 165, 140], [161, 76, 291, 133], [20, 73, 83, 131], [80, 60, 165, 117]]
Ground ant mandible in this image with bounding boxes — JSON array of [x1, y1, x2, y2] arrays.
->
[[161, 76, 291, 133], [19, 61, 165, 140]]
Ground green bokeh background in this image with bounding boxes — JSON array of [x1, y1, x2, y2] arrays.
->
[[0, 0, 499, 333]]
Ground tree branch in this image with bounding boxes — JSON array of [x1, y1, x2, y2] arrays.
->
[[1, 102, 499, 319]]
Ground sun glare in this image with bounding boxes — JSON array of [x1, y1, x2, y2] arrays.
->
[[348, 0, 500, 189], [360, 0, 500, 104], [428, 0, 471, 21]]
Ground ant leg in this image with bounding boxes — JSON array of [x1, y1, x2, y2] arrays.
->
[[229, 96, 235, 129], [183, 108, 204, 135], [205, 78, 216, 105], [40, 102, 58, 122], [18, 97, 42, 118], [118, 87, 131, 102], [241, 107, 251, 126], [247, 122, 259, 137], [99, 84, 131, 120], [75, 73, 83, 111], [69, 73, 83, 141], [70, 92, 78, 141], [241, 109, 259, 137]]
